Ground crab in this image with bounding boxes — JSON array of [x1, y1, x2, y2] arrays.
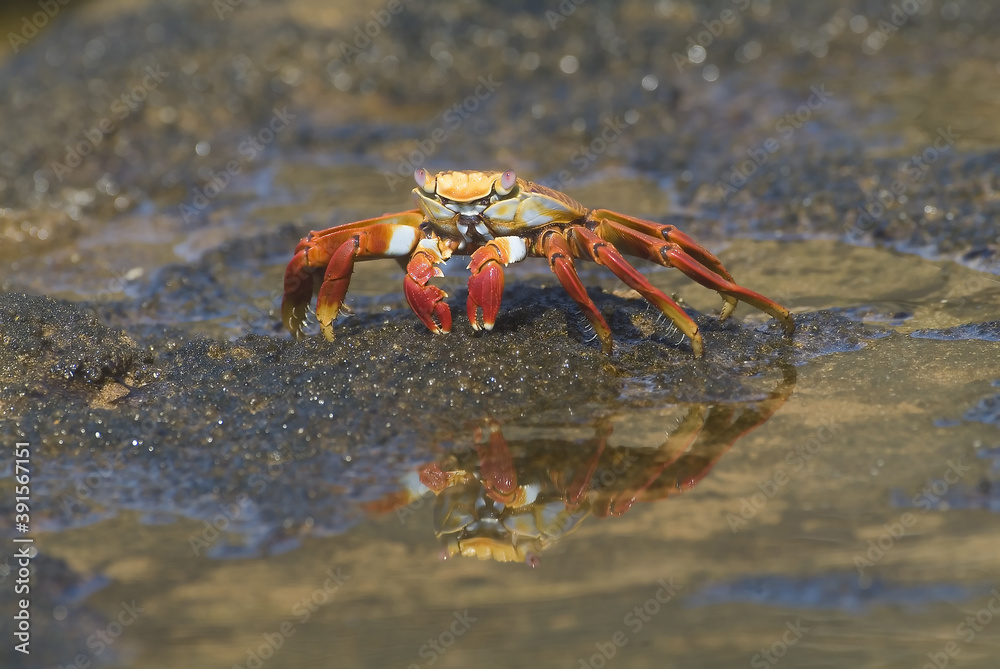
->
[[282, 169, 794, 355]]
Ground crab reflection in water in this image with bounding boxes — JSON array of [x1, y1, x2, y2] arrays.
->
[[367, 366, 796, 566]]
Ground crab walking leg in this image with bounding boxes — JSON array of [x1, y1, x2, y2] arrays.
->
[[466, 236, 528, 330], [567, 226, 705, 357], [294, 210, 423, 252], [404, 238, 453, 334], [312, 223, 422, 340], [589, 209, 739, 319], [541, 230, 614, 353], [600, 405, 706, 517], [593, 218, 795, 335], [283, 252, 319, 338], [564, 422, 612, 509], [282, 210, 423, 338]]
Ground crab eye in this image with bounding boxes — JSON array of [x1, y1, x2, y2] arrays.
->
[[499, 170, 517, 193], [414, 168, 429, 191]]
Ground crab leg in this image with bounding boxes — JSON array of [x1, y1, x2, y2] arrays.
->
[[592, 217, 794, 335], [284, 214, 424, 340], [282, 211, 423, 338], [541, 230, 613, 353], [566, 226, 705, 357], [404, 238, 453, 334], [564, 422, 613, 509], [589, 209, 740, 319], [466, 236, 528, 331], [596, 404, 706, 517]]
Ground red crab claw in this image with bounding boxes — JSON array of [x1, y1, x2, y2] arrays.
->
[[467, 256, 504, 331], [404, 249, 452, 334], [467, 238, 526, 331]]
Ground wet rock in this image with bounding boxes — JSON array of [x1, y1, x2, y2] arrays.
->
[[910, 320, 1000, 342], [686, 573, 985, 614], [2, 276, 876, 550], [0, 292, 144, 414], [965, 395, 1000, 429]]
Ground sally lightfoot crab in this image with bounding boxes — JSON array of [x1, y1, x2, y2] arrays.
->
[[282, 169, 794, 355]]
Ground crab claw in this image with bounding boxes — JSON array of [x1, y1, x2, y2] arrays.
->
[[404, 279, 452, 334], [404, 250, 452, 334], [467, 259, 504, 331]]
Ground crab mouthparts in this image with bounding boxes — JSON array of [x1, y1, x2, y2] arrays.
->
[[457, 215, 494, 243]]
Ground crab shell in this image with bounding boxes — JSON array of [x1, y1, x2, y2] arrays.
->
[[412, 168, 587, 248]]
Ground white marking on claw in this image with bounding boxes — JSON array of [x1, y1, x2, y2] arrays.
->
[[386, 227, 418, 255], [497, 236, 527, 264]]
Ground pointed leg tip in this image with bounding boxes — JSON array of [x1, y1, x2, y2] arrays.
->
[[690, 333, 704, 358], [719, 299, 736, 322], [283, 304, 308, 340]]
